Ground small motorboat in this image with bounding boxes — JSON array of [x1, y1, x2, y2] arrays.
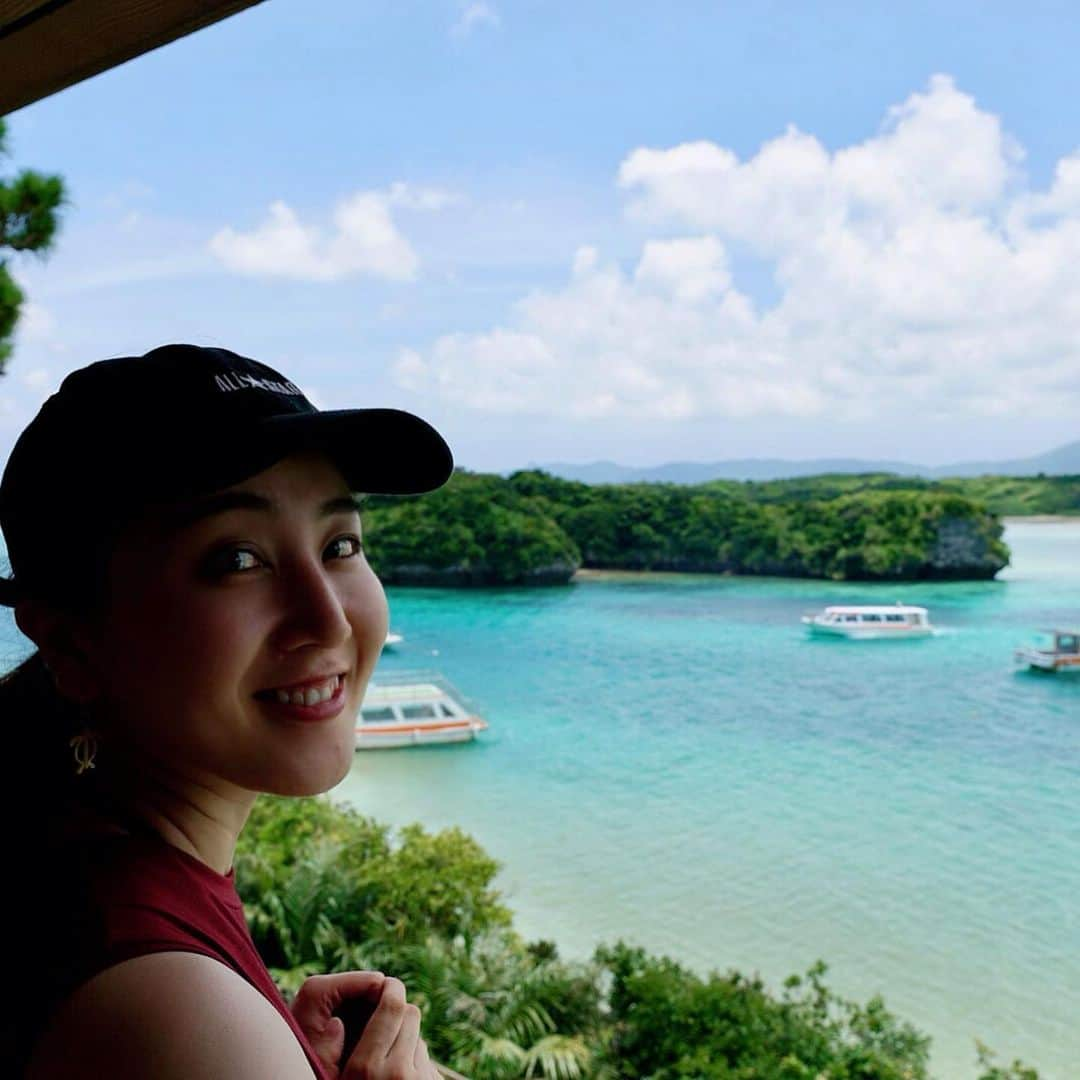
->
[[382, 632, 404, 650], [1014, 629, 1080, 673], [802, 604, 934, 640], [356, 670, 488, 749]]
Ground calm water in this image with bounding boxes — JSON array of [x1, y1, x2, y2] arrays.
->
[[337, 521, 1080, 1079], [3, 522, 1079, 1077]]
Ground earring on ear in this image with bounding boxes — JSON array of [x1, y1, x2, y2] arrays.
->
[[69, 729, 100, 775]]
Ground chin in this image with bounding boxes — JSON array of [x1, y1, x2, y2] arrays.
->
[[259, 738, 356, 797]]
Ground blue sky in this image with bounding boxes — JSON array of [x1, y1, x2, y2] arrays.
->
[[4, 0, 1080, 470]]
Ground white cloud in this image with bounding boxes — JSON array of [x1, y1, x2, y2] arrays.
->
[[396, 75, 1080, 424], [634, 236, 731, 304], [209, 184, 454, 282], [452, 2, 500, 37], [395, 246, 801, 421]]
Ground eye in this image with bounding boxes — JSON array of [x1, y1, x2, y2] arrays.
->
[[200, 546, 264, 578], [325, 535, 362, 561]]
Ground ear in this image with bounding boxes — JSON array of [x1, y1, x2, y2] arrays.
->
[[14, 601, 103, 705]]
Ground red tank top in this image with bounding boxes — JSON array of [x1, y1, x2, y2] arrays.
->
[[33, 827, 332, 1079]]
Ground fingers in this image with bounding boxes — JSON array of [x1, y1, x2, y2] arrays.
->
[[350, 977, 408, 1060], [413, 1036, 437, 1077], [345, 977, 431, 1079], [292, 971, 386, 1026], [295, 972, 386, 1013], [291, 971, 386, 1074], [386, 1001, 422, 1072], [305, 1015, 344, 1074]]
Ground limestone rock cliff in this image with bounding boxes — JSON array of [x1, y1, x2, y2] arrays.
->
[[925, 515, 1009, 579]]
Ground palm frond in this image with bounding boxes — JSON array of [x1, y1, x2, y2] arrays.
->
[[521, 1035, 593, 1080], [474, 1034, 528, 1067], [502, 1002, 556, 1048]]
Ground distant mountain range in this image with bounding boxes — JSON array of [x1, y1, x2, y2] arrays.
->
[[527, 439, 1080, 484]]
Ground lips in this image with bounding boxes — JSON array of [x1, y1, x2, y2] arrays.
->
[[256, 673, 345, 707]]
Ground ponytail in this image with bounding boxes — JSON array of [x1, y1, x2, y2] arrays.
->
[[0, 652, 110, 1076], [0, 651, 97, 819], [0, 549, 115, 814]]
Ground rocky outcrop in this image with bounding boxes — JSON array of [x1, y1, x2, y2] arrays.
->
[[924, 515, 1010, 579]]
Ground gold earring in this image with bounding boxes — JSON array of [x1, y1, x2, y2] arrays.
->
[[69, 729, 100, 775]]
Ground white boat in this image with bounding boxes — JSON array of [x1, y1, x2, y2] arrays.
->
[[382, 632, 404, 650], [1014, 629, 1080, 673], [802, 604, 934, 639], [356, 671, 488, 749]]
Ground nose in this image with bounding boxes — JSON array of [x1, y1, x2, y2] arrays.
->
[[271, 555, 353, 654]]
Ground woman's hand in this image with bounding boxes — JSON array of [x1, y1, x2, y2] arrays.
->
[[291, 971, 386, 1077], [292, 972, 439, 1080], [343, 976, 439, 1080]]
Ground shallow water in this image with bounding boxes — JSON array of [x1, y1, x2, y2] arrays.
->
[[334, 521, 1080, 1079], [4, 522, 1078, 1077]]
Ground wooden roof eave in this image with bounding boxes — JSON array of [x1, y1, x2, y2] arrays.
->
[[0, 0, 265, 116]]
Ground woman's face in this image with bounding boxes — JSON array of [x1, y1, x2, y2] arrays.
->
[[82, 452, 388, 797]]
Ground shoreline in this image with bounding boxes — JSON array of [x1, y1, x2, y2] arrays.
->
[[572, 567, 723, 582], [570, 518, 1075, 585], [570, 516, 1077, 585], [1002, 514, 1079, 524]]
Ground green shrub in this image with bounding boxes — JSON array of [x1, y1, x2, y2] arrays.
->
[[236, 795, 1041, 1079]]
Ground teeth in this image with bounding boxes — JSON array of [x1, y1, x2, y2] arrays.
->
[[271, 676, 338, 707]]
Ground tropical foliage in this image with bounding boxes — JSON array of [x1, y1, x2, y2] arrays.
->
[[939, 474, 1080, 517], [236, 795, 1040, 1079], [0, 118, 65, 371], [362, 470, 1010, 584], [730, 471, 1080, 518], [363, 472, 581, 586], [236, 796, 510, 991], [600, 945, 930, 1080]]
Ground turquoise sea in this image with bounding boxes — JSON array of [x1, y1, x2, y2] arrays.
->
[[3, 521, 1078, 1077], [337, 520, 1080, 1080]]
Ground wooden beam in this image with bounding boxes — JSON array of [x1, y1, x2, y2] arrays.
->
[[0, 0, 266, 116]]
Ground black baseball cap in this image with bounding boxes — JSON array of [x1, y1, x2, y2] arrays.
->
[[0, 344, 453, 602]]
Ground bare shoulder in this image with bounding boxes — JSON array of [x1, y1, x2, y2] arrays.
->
[[26, 951, 316, 1080]]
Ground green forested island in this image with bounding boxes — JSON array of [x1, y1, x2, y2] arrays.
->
[[937, 473, 1080, 516], [362, 470, 1034, 586], [737, 472, 1080, 517]]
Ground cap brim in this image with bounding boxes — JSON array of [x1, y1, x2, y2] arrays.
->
[[258, 408, 454, 495]]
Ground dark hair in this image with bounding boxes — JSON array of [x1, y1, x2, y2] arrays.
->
[[0, 519, 119, 796], [0, 520, 121, 821], [0, 649, 116, 1075], [0, 652, 96, 800], [0, 555, 119, 1074]]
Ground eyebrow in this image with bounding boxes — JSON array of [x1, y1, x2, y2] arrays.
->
[[166, 491, 363, 530]]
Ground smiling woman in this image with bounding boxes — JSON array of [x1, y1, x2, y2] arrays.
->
[[0, 344, 453, 1079]]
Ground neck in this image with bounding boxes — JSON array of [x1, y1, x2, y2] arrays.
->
[[111, 755, 256, 875]]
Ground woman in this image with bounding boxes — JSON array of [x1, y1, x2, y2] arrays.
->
[[0, 344, 454, 1079]]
